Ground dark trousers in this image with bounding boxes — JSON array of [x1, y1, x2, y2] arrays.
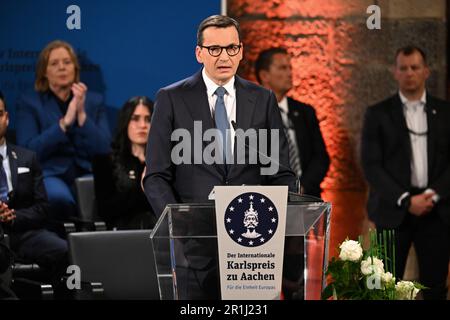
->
[[378, 210, 449, 300], [10, 229, 69, 285]]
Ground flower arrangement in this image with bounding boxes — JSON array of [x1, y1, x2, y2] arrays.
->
[[322, 230, 425, 300]]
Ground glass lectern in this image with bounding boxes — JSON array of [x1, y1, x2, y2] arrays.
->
[[150, 201, 331, 300]]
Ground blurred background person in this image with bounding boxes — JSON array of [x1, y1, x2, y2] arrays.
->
[[255, 47, 330, 300], [93, 96, 156, 230], [255, 47, 329, 198], [361, 46, 450, 300], [15, 40, 111, 224]]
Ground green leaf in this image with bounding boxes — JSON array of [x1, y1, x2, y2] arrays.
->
[[321, 284, 334, 300]]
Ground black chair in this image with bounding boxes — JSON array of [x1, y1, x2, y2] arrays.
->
[[75, 176, 98, 221], [71, 176, 106, 231], [68, 230, 159, 299]]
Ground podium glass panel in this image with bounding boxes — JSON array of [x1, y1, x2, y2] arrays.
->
[[150, 202, 331, 300]]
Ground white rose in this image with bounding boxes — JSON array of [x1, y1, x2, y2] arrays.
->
[[339, 240, 363, 262], [381, 272, 394, 284], [360, 258, 373, 275], [372, 257, 385, 275], [395, 281, 420, 300], [360, 256, 385, 276]]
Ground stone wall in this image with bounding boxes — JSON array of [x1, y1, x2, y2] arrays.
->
[[228, 0, 447, 255]]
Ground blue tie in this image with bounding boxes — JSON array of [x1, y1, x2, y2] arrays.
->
[[0, 155, 9, 202], [214, 86, 231, 165]]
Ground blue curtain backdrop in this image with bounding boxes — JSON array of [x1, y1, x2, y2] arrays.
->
[[0, 0, 221, 131]]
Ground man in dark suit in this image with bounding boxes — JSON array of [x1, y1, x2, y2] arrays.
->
[[143, 15, 296, 299], [361, 46, 450, 300], [0, 91, 68, 287], [254, 48, 329, 299], [144, 16, 296, 216], [255, 47, 329, 198]]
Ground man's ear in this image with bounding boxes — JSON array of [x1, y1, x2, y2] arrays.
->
[[424, 66, 431, 80], [195, 46, 203, 64], [259, 70, 269, 85], [238, 43, 243, 62]]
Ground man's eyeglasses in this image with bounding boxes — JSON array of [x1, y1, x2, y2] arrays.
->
[[200, 44, 241, 57]]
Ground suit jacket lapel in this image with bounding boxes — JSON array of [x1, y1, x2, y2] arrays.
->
[[6, 144, 18, 195], [181, 70, 225, 178], [426, 94, 438, 179], [390, 94, 412, 183], [228, 76, 256, 178], [235, 76, 256, 132], [287, 98, 306, 160], [182, 70, 215, 133]]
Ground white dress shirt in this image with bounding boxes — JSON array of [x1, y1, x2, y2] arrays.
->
[[396, 91, 439, 206], [202, 68, 236, 154], [400, 90, 428, 188]]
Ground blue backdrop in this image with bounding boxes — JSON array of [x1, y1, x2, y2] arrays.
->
[[0, 0, 221, 131]]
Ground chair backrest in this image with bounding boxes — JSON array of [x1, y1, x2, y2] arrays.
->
[[68, 230, 159, 300], [74, 176, 98, 221]]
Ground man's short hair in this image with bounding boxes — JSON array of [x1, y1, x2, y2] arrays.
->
[[197, 15, 241, 46], [395, 45, 428, 66], [254, 47, 288, 83]]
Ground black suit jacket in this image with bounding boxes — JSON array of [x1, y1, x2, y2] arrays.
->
[[287, 98, 329, 197], [144, 70, 296, 217], [361, 93, 450, 228], [4, 143, 49, 233]]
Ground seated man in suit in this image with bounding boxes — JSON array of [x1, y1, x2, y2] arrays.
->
[[0, 91, 68, 287], [143, 15, 297, 299]]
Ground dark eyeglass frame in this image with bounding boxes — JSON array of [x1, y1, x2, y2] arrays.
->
[[200, 44, 242, 57]]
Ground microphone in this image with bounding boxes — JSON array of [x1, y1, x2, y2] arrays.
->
[[230, 121, 322, 203]]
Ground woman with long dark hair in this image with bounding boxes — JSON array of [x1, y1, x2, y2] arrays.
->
[[93, 96, 156, 229]]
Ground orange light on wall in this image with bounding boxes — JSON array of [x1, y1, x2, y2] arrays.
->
[[229, 0, 370, 258]]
